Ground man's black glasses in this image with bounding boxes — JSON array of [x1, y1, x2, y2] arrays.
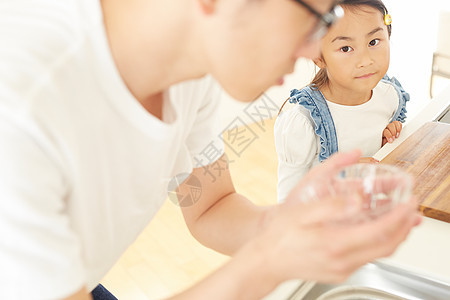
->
[[293, 0, 344, 40]]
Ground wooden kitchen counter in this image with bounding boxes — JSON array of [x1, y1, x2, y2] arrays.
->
[[381, 122, 450, 223]]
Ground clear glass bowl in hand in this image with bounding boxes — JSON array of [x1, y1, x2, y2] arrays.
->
[[334, 163, 413, 220], [297, 163, 413, 223]]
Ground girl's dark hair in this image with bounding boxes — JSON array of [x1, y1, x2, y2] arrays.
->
[[310, 0, 391, 90]]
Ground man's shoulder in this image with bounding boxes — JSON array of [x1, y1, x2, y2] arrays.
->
[[0, 0, 103, 109], [1, 0, 86, 53]]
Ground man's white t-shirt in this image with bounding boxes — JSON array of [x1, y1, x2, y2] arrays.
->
[[275, 81, 399, 202], [0, 0, 224, 298]]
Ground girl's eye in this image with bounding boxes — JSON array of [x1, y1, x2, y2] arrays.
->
[[369, 39, 380, 46], [340, 46, 353, 53]]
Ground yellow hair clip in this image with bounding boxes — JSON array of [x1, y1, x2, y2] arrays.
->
[[384, 14, 392, 26]]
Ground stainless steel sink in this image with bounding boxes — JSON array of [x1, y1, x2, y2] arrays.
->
[[435, 104, 450, 124], [288, 262, 450, 300]]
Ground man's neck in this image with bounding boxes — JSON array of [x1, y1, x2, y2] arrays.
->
[[100, 0, 207, 104]]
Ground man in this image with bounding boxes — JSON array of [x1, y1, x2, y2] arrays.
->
[[0, 0, 421, 299]]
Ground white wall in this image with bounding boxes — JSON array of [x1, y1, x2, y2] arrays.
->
[[219, 1, 450, 127], [384, 0, 450, 118]]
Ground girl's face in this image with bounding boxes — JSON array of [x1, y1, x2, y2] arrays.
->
[[318, 5, 390, 94], [202, 0, 336, 101]]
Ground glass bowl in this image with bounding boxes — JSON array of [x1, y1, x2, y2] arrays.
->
[[334, 163, 413, 219]]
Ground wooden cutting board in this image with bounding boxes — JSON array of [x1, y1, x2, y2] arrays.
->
[[381, 121, 450, 223]]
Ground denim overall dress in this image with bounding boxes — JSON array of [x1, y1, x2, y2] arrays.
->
[[287, 75, 410, 162]]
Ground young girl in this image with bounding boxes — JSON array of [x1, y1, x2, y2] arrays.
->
[[275, 0, 410, 202]]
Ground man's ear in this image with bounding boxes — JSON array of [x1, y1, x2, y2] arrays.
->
[[313, 56, 326, 69], [198, 0, 217, 14]]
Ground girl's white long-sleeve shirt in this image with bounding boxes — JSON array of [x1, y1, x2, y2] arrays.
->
[[274, 81, 399, 202]]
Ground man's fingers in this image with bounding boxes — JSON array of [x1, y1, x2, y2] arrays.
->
[[348, 208, 419, 269], [281, 194, 358, 226], [328, 199, 420, 260], [287, 150, 361, 203], [304, 149, 361, 180]]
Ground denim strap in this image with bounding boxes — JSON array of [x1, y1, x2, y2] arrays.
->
[[288, 86, 338, 162], [288, 76, 408, 162], [381, 75, 410, 123]]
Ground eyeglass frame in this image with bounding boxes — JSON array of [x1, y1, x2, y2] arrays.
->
[[293, 0, 344, 40]]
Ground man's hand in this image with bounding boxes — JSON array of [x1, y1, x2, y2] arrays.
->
[[170, 150, 421, 300], [382, 121, 402, 146], [257, 150, 422, 283]]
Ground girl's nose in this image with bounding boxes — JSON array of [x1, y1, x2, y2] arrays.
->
[[357, 49, 374, 68]]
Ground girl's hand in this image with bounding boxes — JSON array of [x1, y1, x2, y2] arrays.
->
[[382, 121, 402, 146]]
